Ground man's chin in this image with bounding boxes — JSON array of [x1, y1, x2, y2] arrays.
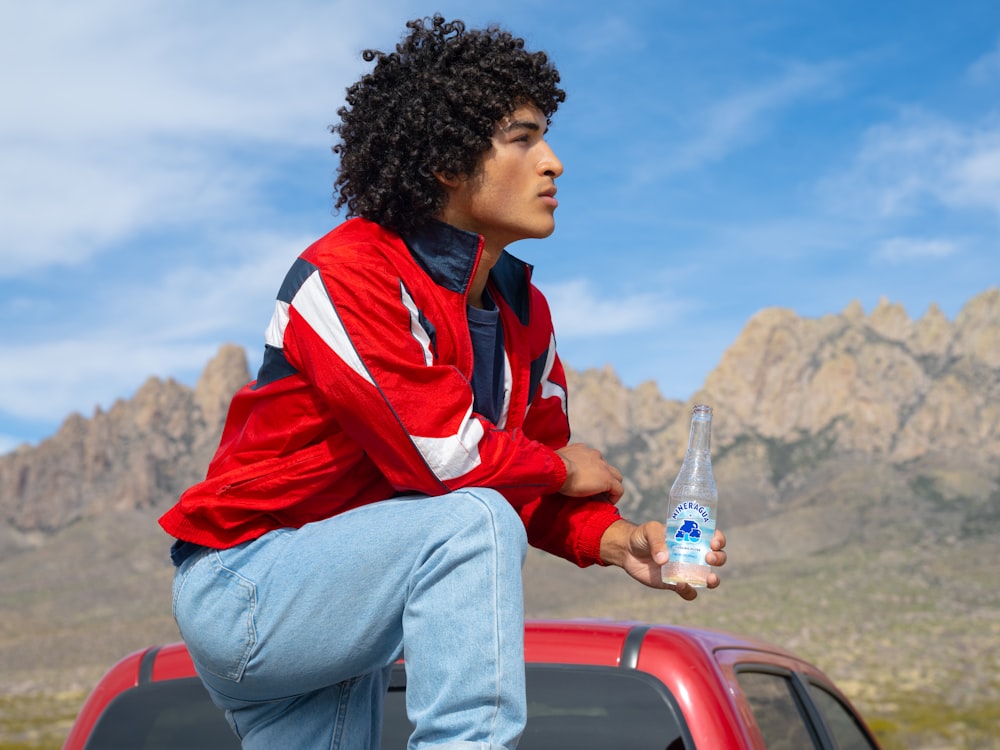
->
[[534, 221, 557, 239]]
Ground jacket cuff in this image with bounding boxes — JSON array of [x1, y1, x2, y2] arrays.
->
[[544, 445, 568, 494], [573, 501, 622, 567]]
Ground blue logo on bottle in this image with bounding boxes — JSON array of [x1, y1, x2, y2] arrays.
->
[[674, 519, 702, 542], [667, 501, 714, 566]]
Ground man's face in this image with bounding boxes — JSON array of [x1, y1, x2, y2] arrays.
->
[[439, 104, 564, 251]]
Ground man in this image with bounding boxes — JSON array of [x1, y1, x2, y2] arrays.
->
[[161, 15, 727, 750]]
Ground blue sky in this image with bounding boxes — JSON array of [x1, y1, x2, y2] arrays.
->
[[2, 0, 999, 454]]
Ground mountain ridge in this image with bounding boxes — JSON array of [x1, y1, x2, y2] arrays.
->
[[1, 287, 998, 748], [3, 289, 996, 560]]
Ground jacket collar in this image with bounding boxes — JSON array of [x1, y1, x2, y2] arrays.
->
[[402, 220, 533, 325]]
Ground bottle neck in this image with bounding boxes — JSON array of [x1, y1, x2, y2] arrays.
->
[[687, 406, 712, 454]]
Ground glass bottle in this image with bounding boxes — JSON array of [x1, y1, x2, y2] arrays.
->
[[661, 404, 718, 588]]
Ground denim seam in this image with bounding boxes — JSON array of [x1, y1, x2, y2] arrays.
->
[[210, 551, 259, 683], [171, 558, 195, 622], [475, 492, 504, 746], [225, 708, 245, 741], [328, 675, 355, 750]]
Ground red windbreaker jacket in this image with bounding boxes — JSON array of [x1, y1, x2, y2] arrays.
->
[[159, 218, 620, 566]]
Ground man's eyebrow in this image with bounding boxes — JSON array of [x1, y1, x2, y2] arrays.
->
[[500, 119, 543, 133]]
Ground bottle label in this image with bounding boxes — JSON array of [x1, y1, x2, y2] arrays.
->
[[666, 501, 715, 566]]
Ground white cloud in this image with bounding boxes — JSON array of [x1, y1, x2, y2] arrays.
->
[[0, 435, 23, 455], [0, 138, 277, 276], [565, 13, 643, 58], [0, 0, 402, 276], [0, 227, 308, 425], [541, 278, 685, 338], [968, 37, 1000, 84], [874, 236, 960, 263], [0, 1, 382, 142], [823, 111, 1000, 221], [652, 61, 842, 176], [0, 338, 220, 427]]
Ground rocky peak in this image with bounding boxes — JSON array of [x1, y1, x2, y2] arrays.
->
[[0, 290, 997, 553], [868, 295, 911, 341], [699, 288, 999, 462], [194, 343, 253, 434], [954, 287, 1000, 367], [0, 345, 250, 554], [910, 302, 951, 357]]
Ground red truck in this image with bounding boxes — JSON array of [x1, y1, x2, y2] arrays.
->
[[63, 619, 880, 749]]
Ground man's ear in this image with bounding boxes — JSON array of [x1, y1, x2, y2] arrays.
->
[[433, 170, 461, 189]]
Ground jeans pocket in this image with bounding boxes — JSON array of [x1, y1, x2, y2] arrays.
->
[[173, 552, 258, 683]]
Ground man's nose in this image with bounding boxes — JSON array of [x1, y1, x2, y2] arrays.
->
[[539, 142, 564, 178]]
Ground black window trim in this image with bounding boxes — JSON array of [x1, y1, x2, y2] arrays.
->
[[734, 662, 879, 750], [735, 663, 831, 748], [138, 646, 160, 686], [799, 674, 882, 749]]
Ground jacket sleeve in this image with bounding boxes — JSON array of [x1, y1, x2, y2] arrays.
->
[[513, 284, 621, 567], [276, 251, 567, 504]]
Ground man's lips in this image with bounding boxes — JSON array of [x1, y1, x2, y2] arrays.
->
[[539, 187, 558, 207]]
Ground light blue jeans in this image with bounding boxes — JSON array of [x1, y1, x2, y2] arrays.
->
[[171, 488, 528, 750]]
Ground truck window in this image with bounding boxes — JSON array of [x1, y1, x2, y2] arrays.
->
[[381, 664, 690, 749], [805, 682, 877, 750], [82, 665, 690, 750], [737, 670, 818, 750], [82, 678, 239, 750]]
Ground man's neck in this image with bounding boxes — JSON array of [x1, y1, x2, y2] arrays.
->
[[468, 243, 503, 309]]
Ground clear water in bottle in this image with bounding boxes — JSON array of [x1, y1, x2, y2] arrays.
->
[[661, 404, 718, 588]]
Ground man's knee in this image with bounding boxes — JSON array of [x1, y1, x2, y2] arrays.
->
[[448, 488, 527, 556]]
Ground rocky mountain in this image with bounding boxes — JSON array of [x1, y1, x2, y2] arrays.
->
[[570, 290, 999, 548], [0, 344, 250, 557], [1, 288, 998, 749], [4, 289, 996, 552]]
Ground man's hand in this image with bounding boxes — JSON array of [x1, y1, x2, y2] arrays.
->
[[599, 519, 727, 600], [556, 443, 624, 503]]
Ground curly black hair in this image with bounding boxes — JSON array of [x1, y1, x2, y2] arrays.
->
[[331, 15, 566, 233]]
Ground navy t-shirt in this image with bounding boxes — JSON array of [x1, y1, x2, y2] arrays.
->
[[466, 290, 506, 425]]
